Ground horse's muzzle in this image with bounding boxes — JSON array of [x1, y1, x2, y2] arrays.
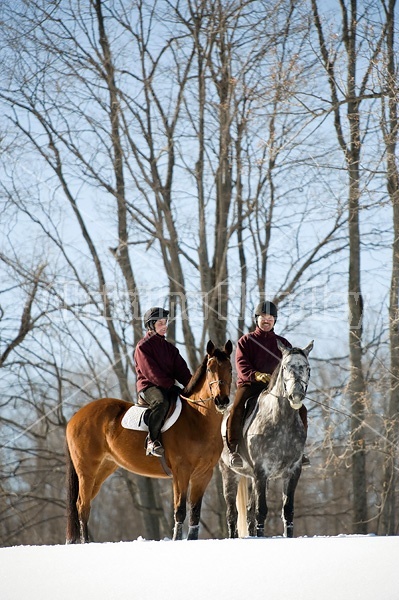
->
[[289, 396, 303, 410], [288, 387, 305, 409], [215, 395, 230, 413], [288, 381, 306, 409]]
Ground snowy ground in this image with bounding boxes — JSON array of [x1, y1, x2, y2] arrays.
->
[[1, 535, 398, 600]]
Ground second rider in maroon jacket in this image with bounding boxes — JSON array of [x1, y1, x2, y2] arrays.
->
[[134, 307, 192, 457], [227, 300, 308, 468]]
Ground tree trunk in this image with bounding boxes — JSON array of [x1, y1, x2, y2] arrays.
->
[[382, 0, 399, 535], [347, 165, 368, 533], [346, 1, 368, 534], [311, 0, 369, 532], [208, 15, 233, 348]]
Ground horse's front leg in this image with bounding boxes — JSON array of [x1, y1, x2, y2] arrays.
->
[[254, 469, 268, 537], [172, 474, 190, 540], [281, 468, 301, 537], [172, 495, 186, 541], [185, 489, 202, 541], [187, 472, 214, 540], [187, 506, 201, 540]]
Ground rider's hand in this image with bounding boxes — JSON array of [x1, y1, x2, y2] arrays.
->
[[254, 372, 271, 384]]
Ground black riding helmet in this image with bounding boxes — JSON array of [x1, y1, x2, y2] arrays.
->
[[143, 306, 170, 330], [254, 301, 278, 322]]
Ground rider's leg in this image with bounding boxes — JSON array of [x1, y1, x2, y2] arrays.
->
[[227, 383, 264, 467], [141, 386, 170, 457], [299, 404, 308, 432], [227, 388, 246, 448]]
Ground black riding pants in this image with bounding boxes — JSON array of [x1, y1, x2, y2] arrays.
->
[[141, 386, 171, 443], [226, 381, 267, 451]]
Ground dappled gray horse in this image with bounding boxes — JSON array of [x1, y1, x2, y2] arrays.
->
[[220, 340, 313, 538]]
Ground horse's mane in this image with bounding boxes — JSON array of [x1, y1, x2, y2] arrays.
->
[[268, 347, 307, 390], [183, 347, 229, 397], [183, 355, 208, 396], [268, 361, 281, 391]]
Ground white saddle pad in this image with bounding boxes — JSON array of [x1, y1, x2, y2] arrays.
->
[[121, 397, 182, 432]]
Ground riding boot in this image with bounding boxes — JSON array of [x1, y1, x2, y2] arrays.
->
[[141, 386, 170, 457], [226, 384, 258, 468], [146, 403, 168, 456], [226, 393, 245, 464], [146, 436, 164, 457]]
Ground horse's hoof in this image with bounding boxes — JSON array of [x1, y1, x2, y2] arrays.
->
[[173, 523, 183, 541], [187, 525, 199, 540]]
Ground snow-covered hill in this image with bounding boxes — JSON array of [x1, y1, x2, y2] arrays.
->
[[1, 535, 398, 600]]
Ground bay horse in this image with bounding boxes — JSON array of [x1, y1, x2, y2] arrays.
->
[[66, 339, 232, 543], [219, 340, 313, 538]]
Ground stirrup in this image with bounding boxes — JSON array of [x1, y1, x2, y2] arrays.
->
[[302, 454, 311, 468], [229, 451, 243, 468], [146, 439, 164, 457]]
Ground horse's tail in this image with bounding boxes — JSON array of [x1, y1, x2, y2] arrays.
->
[[65, 439, 80, 544], [236, 476, 249, 538]]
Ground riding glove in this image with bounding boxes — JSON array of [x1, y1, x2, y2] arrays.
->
[[254, 372, 271, 384]]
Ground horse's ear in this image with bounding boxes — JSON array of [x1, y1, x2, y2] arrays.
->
[[277, 339, 290, 356], [206, 340, 215, 356], [224, 340, 233, 356], [302, 340, 314, 356]]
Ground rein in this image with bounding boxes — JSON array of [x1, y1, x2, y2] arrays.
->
[[181, 379, 226, 405], [209, 378, 227, 388], [180, 394, 210, 405], [306, 395, 399, 452], [181, 372, 230, 406]]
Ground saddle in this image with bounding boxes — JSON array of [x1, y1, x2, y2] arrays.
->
[[222, 394, 260, 440], [243, 395, 258, 421], [121, 396, 182, 432]]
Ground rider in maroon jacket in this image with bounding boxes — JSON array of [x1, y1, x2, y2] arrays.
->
[[227, 300, 308, 468], [134, 307, 192, 457]]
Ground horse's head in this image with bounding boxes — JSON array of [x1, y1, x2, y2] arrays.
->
[[277, 340, 313, 409], [205, 339, 233, 413]]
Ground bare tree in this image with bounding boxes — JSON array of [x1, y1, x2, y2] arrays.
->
[[0, 0, 397, 545], [0, 261, 46, 367], [380, 0, 399, 535], [310, 0, 391, 534]]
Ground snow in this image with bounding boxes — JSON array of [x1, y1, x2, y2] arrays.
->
[[1, 535, 398, 600]]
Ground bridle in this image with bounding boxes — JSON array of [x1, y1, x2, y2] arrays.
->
[[281, 358, 311, 397], [183, 357, 231, 405], [207, 356, 231, 397], [208, 378, 227, 389]]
